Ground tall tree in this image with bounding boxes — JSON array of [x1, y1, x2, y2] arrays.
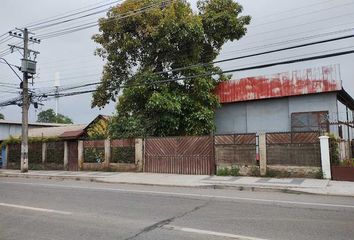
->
[[0, 113, 4, 120], [37, 109, 73, 124], [92, 0, 250, 137]]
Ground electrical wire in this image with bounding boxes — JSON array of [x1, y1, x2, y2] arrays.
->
[[35, 33, 354, 88], [37, 1, 167, 39], [33, 44, 354, 98], [248, 0, 354, 29], [25, 0, 122, 29]]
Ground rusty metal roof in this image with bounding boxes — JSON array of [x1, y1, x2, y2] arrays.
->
[[216, 65, 342, 103]]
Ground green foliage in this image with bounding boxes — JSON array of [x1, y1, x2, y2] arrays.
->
[[111, 147, 135, 163], [0, 113, 4, 120], [109, 116, 145, 139], [315, 169, 324, 179], [216, 165, 240, 176], [0, 136, 60, 148], [327, 134, 340, 166], [93, 0, 250, 138], [84, 148, 105, 163], [37, 108, 73, 124], [230, 165, 240, 176]]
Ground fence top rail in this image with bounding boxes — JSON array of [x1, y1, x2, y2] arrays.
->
[[145, 135, 215, 139], [266, 131, 320, 144], [214, 133, 257, 136]]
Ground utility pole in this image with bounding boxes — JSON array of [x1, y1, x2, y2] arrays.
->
[[21, 28, 29, 172], [54, 72, 61, 121], [8, 29, 40, 173]]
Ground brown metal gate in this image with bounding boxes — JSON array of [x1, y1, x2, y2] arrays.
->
[[68, 141, 78, 171], [144, 136, 214, 175]]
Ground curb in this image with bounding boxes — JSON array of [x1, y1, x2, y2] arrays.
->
[[0, 172, 334, 196]]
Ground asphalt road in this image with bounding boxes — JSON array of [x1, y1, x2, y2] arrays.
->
[[0, 177, 353, 240]]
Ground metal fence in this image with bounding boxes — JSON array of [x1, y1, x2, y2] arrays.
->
[[266, 132, 321, 167], [215, 134, 257, 166], [144, 136, 214, 175]]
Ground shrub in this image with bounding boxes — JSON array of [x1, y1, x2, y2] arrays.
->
[[216, 166, 240, 176], [230, 166, 240, 176], [217, 167, 230, 176], [327, 134, 340, 166], [315, 169, 323, 179]]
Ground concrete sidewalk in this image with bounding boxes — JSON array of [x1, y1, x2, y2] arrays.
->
[[1, 169, 354, 197]]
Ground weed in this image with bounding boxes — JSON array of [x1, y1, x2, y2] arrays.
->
[[216, 167, 230, 176], [216, 166, 240, 176], [265, 169, 276, 178], [315, 169, 323, 179], [230, 166, 240, 176], [250, 166, 260, 177]]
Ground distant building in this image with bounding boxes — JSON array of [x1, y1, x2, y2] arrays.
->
[[24, 115, 111, 140], [215, 65, 354, 139], [0, 120, 67, 141]]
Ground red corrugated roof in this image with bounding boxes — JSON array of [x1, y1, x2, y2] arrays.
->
[[216, 65, 342, 103]]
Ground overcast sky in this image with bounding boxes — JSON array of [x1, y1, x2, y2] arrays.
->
[[0, 0, 353, 124]]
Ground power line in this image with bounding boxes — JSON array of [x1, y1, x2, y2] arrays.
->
[[223, 26, 354, 56], [256, 0, 335, 19], [37, 2, 167, 39], [245, 11, 354, 39], [25, 0, 121, 29], [30, 7, 113, 31], [249, 0, 354, 29], [31, 46, 354, 101], [36, 48, 354, 101], [34, 26, 354, 77], [33, 34, 354, 91]]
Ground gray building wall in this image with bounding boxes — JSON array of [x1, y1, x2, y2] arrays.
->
[[0, 124, 59, 141], [0, 124, 22, 141], [215, 92, 338, 134]]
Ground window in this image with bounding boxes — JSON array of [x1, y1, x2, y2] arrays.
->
[[291, 111, 329, 132]]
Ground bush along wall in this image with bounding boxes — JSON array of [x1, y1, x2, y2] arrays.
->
[[2, 136, 64, 170]]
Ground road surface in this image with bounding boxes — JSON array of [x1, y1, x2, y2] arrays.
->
[[0, 177, 353, 240]]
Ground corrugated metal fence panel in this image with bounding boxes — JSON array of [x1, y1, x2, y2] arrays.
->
[[266, 132, 321, 167], [215, 134, 257, 166], [144, 136, 214, 175]]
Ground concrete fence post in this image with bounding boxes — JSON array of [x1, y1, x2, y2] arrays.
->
[[135, 138, 143, 172], [2, 145, 8, 169], [42, 142, 47, 164], [63, 141, 68, 170], [259, 133, 267, 176], [78, 140, 84, 171], [104, 139, 111, 167], [319, 136, 331, 179]]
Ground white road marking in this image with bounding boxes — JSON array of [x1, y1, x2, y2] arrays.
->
[[164, 225, 268, 240], [0, 202, 72, 215], [1, 181, 354, 209]]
